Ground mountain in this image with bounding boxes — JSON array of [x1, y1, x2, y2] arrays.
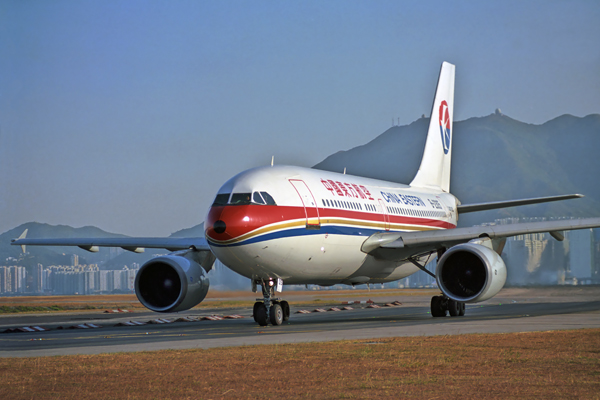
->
[[314, 113, 600, 227], [0, 222, 130, 268]]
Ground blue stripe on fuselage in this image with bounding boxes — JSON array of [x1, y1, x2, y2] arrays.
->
[[206, 224, 389, 248]]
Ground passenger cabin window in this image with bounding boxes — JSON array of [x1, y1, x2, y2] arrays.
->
[[212, 193, 230, 206]]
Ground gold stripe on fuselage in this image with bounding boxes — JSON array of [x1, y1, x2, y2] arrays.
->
[[208, 216, 446, 246]]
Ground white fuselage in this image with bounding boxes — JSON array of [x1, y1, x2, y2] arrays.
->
[[204, 165, 458, 286]]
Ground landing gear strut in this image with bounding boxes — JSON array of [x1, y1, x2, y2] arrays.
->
[[253, 280, 290, 326], [430, 295, 465, 317]]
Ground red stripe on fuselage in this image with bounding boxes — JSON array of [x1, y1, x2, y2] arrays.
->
[[205, 205, 455, 242], [205, 205, 302, 242]]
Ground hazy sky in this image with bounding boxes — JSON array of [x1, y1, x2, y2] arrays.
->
[[1, 1, 599, 236]]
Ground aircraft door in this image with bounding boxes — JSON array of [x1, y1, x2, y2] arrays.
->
[[436, 195, 454, 221], [378, 199, 390, 231], [289, 179, 321, 229]]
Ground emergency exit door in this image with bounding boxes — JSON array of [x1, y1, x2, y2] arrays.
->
[[289, 179, 321, 229]]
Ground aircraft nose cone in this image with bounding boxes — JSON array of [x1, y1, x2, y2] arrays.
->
[[213, 220, 227, 234]]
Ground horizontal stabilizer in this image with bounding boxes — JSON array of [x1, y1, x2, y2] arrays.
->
[[457, 194, 584, 214]]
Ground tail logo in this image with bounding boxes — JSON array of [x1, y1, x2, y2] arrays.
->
[[439, 100, 451, 155]]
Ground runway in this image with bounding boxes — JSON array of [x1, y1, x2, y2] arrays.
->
[[1, 287, 599, 358]]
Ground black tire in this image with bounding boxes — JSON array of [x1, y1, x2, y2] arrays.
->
[[255, 303, 269, 326], [280, 300, 290, 321], [431, 295, 447, 317], [448, 299, 460, 317], [253, 302, 262, 323], [458, 302, 466, 316], [270, 303, 283, 326]]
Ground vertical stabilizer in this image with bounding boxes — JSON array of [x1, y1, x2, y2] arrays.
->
[[409, 62, 455, 192]]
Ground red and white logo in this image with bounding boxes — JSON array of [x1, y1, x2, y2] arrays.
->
[[439, 100, 451, 155]]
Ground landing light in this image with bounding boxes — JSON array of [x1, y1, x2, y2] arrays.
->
[[243, 216, 250, 222]]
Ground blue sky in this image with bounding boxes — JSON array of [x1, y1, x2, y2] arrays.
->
[[1, 0, 599, 236]]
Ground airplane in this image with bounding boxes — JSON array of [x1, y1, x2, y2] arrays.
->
[[12, 62, 600, 326]]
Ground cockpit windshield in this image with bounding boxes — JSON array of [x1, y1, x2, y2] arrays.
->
[[212, 191, 277, 206], [212, 193, 230, 206], [230, 193, 252, 205]]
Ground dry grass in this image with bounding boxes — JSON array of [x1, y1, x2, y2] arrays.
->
[[1, 329, 599, 399], [0, 295, 145, 313]]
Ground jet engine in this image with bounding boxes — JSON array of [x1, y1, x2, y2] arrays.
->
[[135, 253, 210, 313], [435, 240, 506, 303]]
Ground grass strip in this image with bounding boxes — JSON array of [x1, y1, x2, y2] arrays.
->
[[1, 329, 598, 399]]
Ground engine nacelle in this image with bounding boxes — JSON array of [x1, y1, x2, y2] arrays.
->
[[436, 241, 507, 303], [135, 253, 210, 313]]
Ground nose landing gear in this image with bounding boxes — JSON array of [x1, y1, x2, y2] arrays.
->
[[253, 280, 290, 326]]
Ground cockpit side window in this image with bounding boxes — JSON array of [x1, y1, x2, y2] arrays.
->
[[212, 193, 231, 206], [260, 192, 276, 205], [252, 192, 266, 204]]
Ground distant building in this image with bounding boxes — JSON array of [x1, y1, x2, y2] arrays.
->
[[568, 229, 594, 281], [8, 266, 26, 293], [32, 264, 43, 294], [0, 267, 8, 294], [98, 270, 114, 292], [42, 269, 52, 292]]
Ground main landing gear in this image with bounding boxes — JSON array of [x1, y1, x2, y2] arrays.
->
[[253, 281, 290, 326], [430, 295, 465, 317]]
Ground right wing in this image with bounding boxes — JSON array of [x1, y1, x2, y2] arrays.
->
[[457, 194, 584, 214], [361, 217, 600, 260]]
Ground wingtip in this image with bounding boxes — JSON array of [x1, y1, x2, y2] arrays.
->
[[12, 229, 28, 253]]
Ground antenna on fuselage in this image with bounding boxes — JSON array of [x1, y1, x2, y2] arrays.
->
[[343, 167, 346, 174], [271, 156, 274, 166]]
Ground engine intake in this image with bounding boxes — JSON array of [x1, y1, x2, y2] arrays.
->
[[436, 241, 506, 303], [135, 254, 209, 312]]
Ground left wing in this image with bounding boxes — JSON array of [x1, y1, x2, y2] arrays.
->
[[11, 230, 210, 253], [361, 217, 600, 260]]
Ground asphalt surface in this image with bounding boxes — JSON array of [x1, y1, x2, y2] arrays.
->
[[1, 287, 599, 358]]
